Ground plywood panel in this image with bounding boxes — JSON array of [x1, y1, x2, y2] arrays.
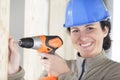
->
[[49, 0, 76, 60], [24, 0, 76, 80], [0, 0, 10, 79], [24, 0, 49, 80]]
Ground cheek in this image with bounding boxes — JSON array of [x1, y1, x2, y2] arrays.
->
[[94, 34, 104, 47], [70, 34, 78, 43]]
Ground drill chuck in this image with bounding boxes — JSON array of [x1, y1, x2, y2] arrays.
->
[[18, 37, 41, 49]]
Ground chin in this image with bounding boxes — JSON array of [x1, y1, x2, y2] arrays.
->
[[81, 54, 92, 58], [80, 51, 94, 58]]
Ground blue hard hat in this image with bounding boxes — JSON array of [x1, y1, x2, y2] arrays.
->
[[64, 0, 110, 28]]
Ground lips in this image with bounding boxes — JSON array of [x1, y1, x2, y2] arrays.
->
[[80, 42, 92, 47]]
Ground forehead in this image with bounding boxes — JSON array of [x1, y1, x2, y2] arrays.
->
[[71, 22, 100, 29]]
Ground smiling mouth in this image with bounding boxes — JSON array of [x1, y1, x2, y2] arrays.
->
[[80, 42, 92, 47]]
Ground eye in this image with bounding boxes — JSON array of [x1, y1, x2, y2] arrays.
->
[[71, 29, 79, 33], [86, 27, 94, 31]]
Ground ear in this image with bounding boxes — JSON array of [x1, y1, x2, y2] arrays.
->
[[103, 26, 109, 37]]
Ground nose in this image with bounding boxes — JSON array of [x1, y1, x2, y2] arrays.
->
[[78, 31, 87, 42]]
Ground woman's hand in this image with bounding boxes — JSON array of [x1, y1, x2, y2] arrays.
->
[[39, 53, 70, 77], [8, 36, 20, 75]]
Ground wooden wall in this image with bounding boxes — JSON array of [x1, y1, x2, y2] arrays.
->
[[0, 0, 10, 79], [1, 0, 114, 80], [0, 0, 76, 79], [23, 0, 76, 80]]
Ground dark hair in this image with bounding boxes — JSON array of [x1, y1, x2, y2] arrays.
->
[[100, 20, 111, 50], [67, 20, 111, 50]]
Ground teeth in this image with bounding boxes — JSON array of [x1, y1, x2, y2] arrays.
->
[[81, 43, 91, 47]]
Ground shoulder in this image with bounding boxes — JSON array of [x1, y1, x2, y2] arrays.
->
[[110, 60, 120, 71], [104, 58, 120, 71], [107, 59, 120, 68], [105, 59, 120, 79]]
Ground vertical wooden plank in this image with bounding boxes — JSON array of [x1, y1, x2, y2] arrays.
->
[[0, 0, 10, 79], [49, 0, 76, 60], [24, 0, 49, 80], [0, 22, 8, 80]]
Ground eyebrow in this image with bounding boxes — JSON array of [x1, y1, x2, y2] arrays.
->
[[71, 27, 79, 29], [71, 24, 95, 29], [85, 24, 94, 27]]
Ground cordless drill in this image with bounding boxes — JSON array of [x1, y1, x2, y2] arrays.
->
[[18, 35, 63, 80]]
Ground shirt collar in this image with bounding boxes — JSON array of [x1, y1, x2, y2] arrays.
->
[[76, 50, 108, 72]]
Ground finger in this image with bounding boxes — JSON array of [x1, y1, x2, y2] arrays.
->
[[40, 59, 52, 72], [38, 53, 51, 59], [40, 59, 49, 64], [40, 59, 51, 70], [9, 38, 18, 54], [8, 37, 12, 61], [55, 53, 61, 57], [38, 53, 47, 59]]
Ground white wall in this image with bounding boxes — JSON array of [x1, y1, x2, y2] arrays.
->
[[111, 0, 120, 62], [104, 0, 120, 62]]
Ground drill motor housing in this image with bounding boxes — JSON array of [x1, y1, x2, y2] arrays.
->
[[18, 35, 63, 54]]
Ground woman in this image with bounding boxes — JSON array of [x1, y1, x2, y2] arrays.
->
[[39, 0, 120, 80]]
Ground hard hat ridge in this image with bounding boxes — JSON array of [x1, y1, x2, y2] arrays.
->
[[64, 0, 110, 28]]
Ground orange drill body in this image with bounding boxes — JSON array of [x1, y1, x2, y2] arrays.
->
[[38, 35, 63, 54], [18, 35, 63, 80]]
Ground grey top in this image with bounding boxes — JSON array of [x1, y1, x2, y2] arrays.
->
[[40, 50, 120, 80], [8, 66, 25, 80]]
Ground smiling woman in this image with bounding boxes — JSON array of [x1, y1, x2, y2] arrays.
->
[[40, 0, 120, 80], [68, 21, 110, 58]]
